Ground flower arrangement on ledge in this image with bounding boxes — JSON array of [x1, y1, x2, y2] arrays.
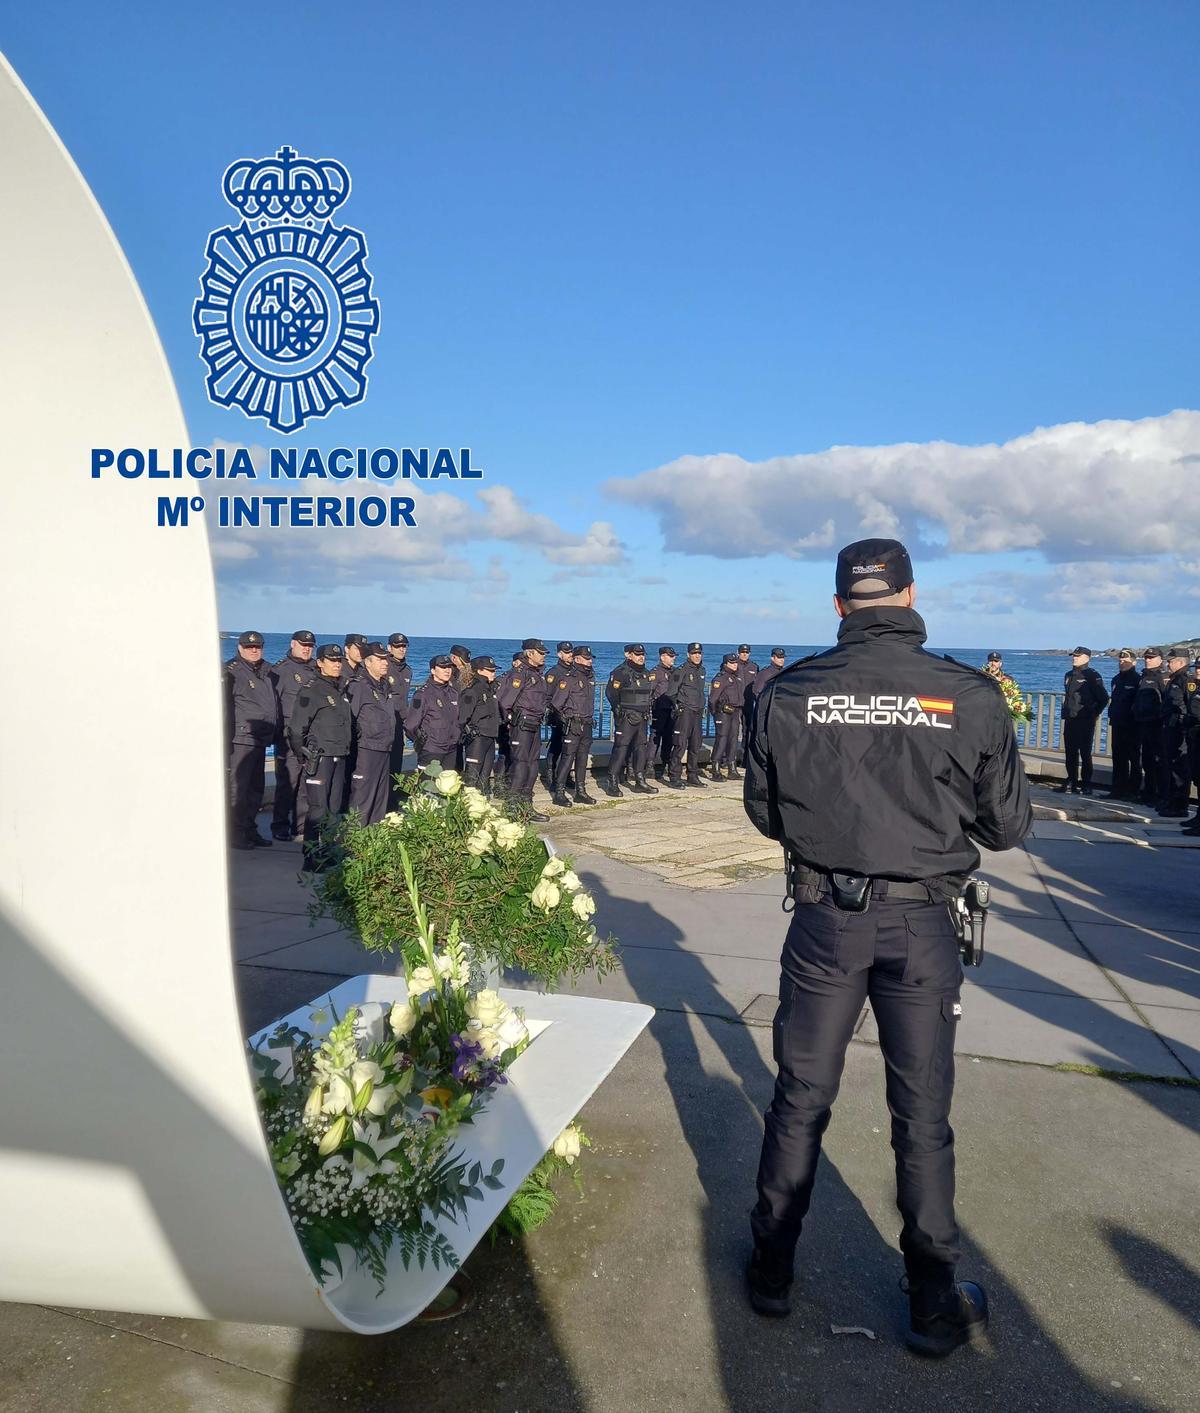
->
[[249, 847, 526, 1290], [985, 666, 1033, 722], [309, 765, 619, 989]]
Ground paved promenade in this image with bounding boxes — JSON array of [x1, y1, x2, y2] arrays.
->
[[3, 778, 1198, 1411]]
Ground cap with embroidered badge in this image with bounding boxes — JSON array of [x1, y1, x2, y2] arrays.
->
[[430, 654, 453, 668], [237, 630, 264, 648], [291, 630, 316, 645], [1168, 646, 1191, 662], [557, 640, 574, 653], [1144, 647, 1163, 659], [987, 651, 1003, 662], [771, 647, 786, 660], [1071, 646, 1091, 657], [387, 632, 408, 647], [722, 652, 738, 667], [344, 633, 367, 649], [450, 644, 470, 659], [573, 645, 594, 660], [471, 655, 496, 671], [521, 638, 546, 652], [738, 644, 751, 653], [316, 643, 343, 661], [835, 538, 914, 601], [363, 641, 388, 659], [687, 642, 703, 654], [625, 643, 645, 654], [659, 646, 677, 657]]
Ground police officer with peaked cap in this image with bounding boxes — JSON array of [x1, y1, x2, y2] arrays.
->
[[460, 655, 502, 792], [289, 644, 353, 872], [347, 643, 396, 824], [666, 643, 708, 789], [385, 633, 413, 808], [604, 644, 658, 797], [1181, 658, 1200, 835], [735, 644, 759, 766], [549, 646, 599, 806], [1058, 646, 1108, 796], [708, 653, 744, 780], [544, 642, 575, 787], [650, 646, 678, 779], [1133, 647, 1168, 806], [753, 648, 788, 699], [1106, 649, 1142, 801], [405, 655, 462, 770], [223, 630, 281, 849], [1160, 647, 1193, 817], [269, 630, 318, 841], [339, 633, 368, 808], [497, 638, 551, 820], [743, 538, 1032, 1356], [494, 650, 524, 793]]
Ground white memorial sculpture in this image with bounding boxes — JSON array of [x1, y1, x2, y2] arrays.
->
[[0, 54, 651, 1333]]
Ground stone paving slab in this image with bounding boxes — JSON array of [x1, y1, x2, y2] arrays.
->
[[1070, 922, 1200, 1013]]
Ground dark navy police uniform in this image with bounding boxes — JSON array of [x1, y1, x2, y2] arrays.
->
[[744, 599, 1031, 1302]]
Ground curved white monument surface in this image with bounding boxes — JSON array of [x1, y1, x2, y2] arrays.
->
[[0, 54, 650, 1333]]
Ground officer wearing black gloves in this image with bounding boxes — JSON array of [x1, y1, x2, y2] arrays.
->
[[289, 644, 353, 871], [459, 655, 501, 792], [604, 644, 658, 797], [269, 630, 319, 841], [347, 643, 396, 824], [223, 630, 281, 850], [549, 646, 598, 807], [743, 538, 1032, 1358], [1058, 647, 1109, 796], [667, 643, 708, 789], [1134, 648, 1168, 805], [1107, 649, 1142, 800], [708, 653, 744, 780], [405, 656, 461, 770], [1160, 648, 1193, 818], [650, 646, 678, 779], [498, 638, 550, 819]]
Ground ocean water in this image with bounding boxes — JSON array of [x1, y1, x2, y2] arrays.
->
[[220, 633, 1086, 696]]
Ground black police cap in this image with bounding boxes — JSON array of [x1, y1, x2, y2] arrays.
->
[[557, 640, 574, 653], [659, 646, 677, 657], [522, 638, 546, 652], [687, 642, 703, 654], [451, 644, 471, 659], [388, 632, 408, 647], [344, 633, 367, 648], [471, 655, 496, 670], [291, 630, 316, 645], [573, 645, 594, 659], [625, 643, 645, 654], [771, 647, 786, 659], [1144, 647, 1164, 659], [738, 644, 751, 653], [987, 651, 1003, 662], [512, 651, 523, 662], [238, 631, 264, 647], [1118, 648, 1136, 660], [722, 652, 738, 666], [430, 654, 453, 668], [1071, 646, 1092, 657], [363, 641, 388, 659], [316, 643, 343, 661], [835, 538, 914, 600], [1168, 646, 1191, 661]]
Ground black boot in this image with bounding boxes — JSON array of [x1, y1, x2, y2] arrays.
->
[[550, 789, 573, 808], [686, 774, 707, 789], [665, 778, 686, 790], [574, 788, 597, 804], [906, 1278, 988, 1358], [604, 777, 623, 798], [728, 766, 742, 781], [633, 775, 658, 794], [746, 1245, 792, 1318]]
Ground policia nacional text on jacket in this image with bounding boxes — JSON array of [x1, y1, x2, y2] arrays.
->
[[742, 537, 1033, 1358]]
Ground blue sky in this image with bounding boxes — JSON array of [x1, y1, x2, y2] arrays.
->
[[7, 2, 1199, 646]]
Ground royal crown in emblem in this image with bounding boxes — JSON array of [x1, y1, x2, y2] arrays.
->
[[193, 146, 381, 434]]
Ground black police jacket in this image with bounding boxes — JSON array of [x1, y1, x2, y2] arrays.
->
[[552, 666, 595, 726], [223, 656, 280, 749], [405, 678, 461, 751], [1108, 666, 1139, 725], [1185, 678, 1200, 734], [709, 670, 743, 716], [498, 658, 549, 728], [649, 663, 677, 712], [459, 679, 501, 740], [671, 662, 707, 713], [288, 678, 352, 760], [753, 664, 782, 697], [1062, 667, 1109, 720], [1162, 668, 1191, 728], [269, 654, 320, 725], [385, 657, 412, 712], [1133, 666, 1167, 724], [606, 662, 653, 718], [348, 674, 396, 751], [744, 607, 1032, 884]]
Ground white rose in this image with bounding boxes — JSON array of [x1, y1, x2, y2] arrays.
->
[[469, 1021, 504, 1060], [434, 770, 462, 796], [495, 1009, 529, 1052], [553, 1126, 582, 1164], [571, 891, 596, 921], [407, 964, 437, 998], [465, 794, 492, 820], [559, 870, 581, 894], [381, 811, 406, 828], [467, 989, 507, 1027], [494, 820, 526, 851], [466, 828, 493, 856], [389, 999, 418, 1038], [531, 878, 561, 912], [541, 856, 566, 878]]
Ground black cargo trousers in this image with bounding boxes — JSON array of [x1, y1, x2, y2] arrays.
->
[[752, 893, 962, 1285]]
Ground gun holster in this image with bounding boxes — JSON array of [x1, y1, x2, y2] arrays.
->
[[949, 877, 991, 966]]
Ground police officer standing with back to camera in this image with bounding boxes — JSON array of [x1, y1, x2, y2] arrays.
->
[[459, 655, 501, 792], [1134, 647, 1168, 806], [708, 652, 744, 780], [549, 646, 599, 807], [385, 633, 413, 809], [1159, 647, 1193, 818], [649, 646, 678, 779], [1106, 649, 1142, 801], [268, 629, 318, 842], [405, 655, 461, 770], [666, 643, 708, 790], [498, 638, 551, 820], [223, 630, 281, 850], [289, 644, 352, 872], [604, 644, 658, 797], [735, 644, 759, 765], [347, 643, 395, 825], [1057, 646, 1108, 796], [743, 538, 1032, 1357]]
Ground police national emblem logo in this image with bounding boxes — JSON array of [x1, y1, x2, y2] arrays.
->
[[193, 147, 381, 433]]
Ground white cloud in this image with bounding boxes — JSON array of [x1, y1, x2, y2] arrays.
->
[[605, 410, 1200, 562], [920, 558, 1200, 617]]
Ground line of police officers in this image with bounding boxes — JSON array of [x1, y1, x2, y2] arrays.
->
[[224, 631, 782, 856]]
